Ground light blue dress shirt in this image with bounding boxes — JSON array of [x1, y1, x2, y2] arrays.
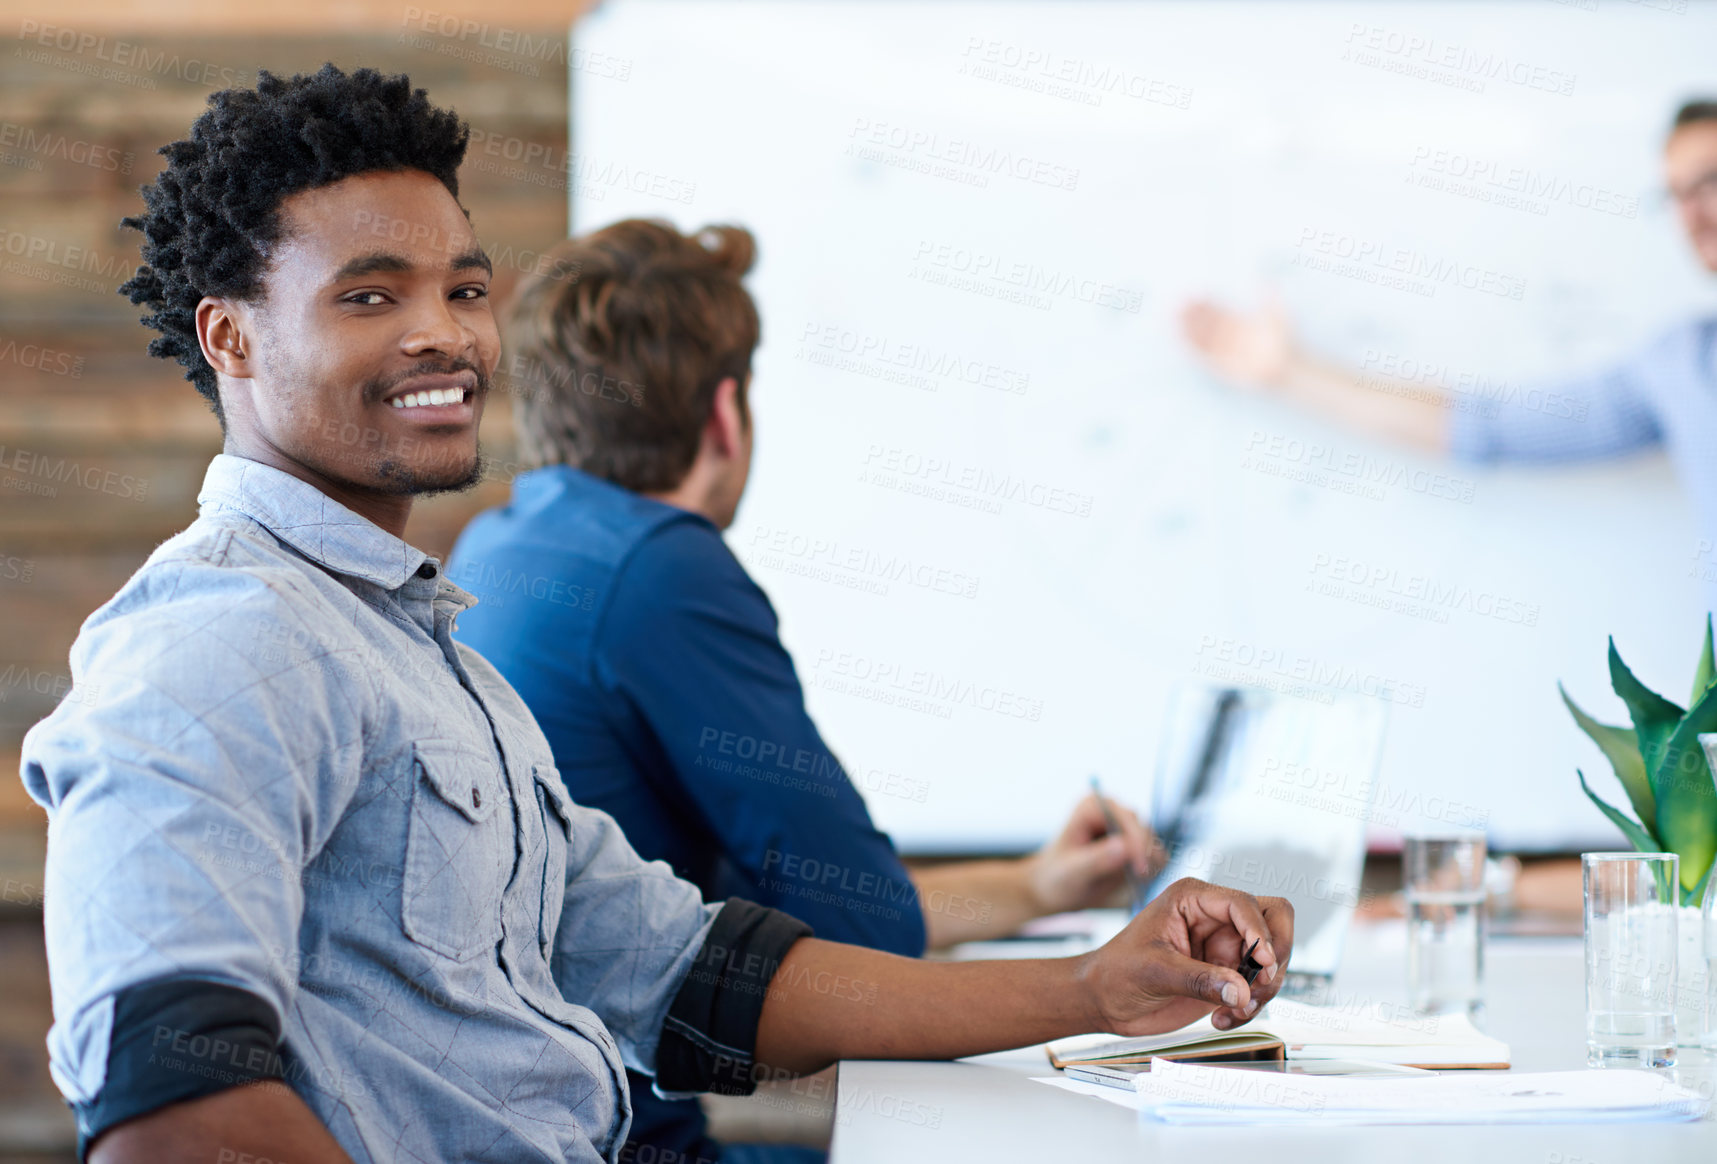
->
[[1449, 316, 1717, 608], [20, 453, 721, 1163]]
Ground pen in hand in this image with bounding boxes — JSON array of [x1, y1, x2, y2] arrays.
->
[[1088, 774, 1146, 915]]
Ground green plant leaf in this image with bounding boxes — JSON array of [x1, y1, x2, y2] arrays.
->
[[1579, 769, 1663, 856], [1560, 682, 1656, 838], [1648, 680, 1717, 895], [1608, 637, 1685, 802], [1694, 614, 1716, 706], [1686, 858, 1715, 910]]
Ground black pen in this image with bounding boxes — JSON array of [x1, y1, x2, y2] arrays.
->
[[1088, 775, 1145, 915], [1239, 938, 1264, 987]]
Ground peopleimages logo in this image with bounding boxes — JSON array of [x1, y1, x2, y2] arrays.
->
[[1406, 145, 1638, 219], [860, 444, 1096, 517], [811, 647, 1046, 722], [747, 523, 982, 600], [1356, 348, 1587, 422], [1295, 227, 1526, 302], [957, 36, 1193, 110], [1244, 431, 1476, 504], [14, 20, 255, 88], [0, 229, 133, 290], [0, 121, 132, 172], [847, 117, 1080, 192], [1341, 22, 1577, 96], [1193, 634, 1428, 708], [0, 444, 148, 502], [1259, 757, 1491, 830], [910, 240, 1145, 314], [798, 321, 1030, 395], [1308, 553, 1541, 627]]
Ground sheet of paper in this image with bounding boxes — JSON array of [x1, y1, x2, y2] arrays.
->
[[1033, 1065, 1708, 1125], [1138, 1061, 1708, 1125]]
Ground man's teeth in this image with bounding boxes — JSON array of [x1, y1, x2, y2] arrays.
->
[[390, 388, 467, 409]]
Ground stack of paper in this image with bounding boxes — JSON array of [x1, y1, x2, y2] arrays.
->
[[1037, 1060, 1708, 1125], [1137, 1059, 1708, 1124]]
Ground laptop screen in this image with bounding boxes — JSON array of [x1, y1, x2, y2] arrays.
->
[[1144, 685, 1389, 980]]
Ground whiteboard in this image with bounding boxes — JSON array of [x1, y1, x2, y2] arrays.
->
[[569, 0, 1717, 853]]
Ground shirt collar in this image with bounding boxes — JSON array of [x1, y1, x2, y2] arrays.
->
[[197, 453, 437, 592]]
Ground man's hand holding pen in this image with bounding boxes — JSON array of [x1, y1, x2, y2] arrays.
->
[[1024, 788, 1165, 917], [1076, 878, 1296, 1036]]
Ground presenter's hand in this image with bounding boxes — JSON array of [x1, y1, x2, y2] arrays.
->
[[1026, 792, 1163, 914], [1078, 877, 1294, 1037], [1180, 297, 1296, 389]]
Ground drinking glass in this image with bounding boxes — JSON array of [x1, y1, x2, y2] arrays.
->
[[1695, 734, 1717, 1049], [1584, 852, 1679, 1068], [1404, 833, 1486, 1018]]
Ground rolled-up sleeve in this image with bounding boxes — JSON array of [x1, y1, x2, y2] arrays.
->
[[547, 802, 812, 1095], [19, 559, 364, 1148], [1449, 331, 1669, 464], [655, 897, 812, 1096]]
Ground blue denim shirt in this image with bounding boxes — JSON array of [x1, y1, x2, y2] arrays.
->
[[20, 454, 726, 1163]]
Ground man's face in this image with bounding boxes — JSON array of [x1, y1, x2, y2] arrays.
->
[[228, 169, 501, 495], [1666, 121, 1717, 273]]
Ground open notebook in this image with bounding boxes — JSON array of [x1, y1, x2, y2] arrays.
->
[[1046, 998, 1510, 1070]]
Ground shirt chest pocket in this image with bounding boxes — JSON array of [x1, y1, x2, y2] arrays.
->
[[402, 739, 511, 961]]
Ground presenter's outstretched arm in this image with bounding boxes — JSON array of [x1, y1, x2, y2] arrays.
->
[[1180, 297, 1452, 455], [756, 877, 1294, 1075]]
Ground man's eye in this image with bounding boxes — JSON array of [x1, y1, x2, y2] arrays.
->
[[346, 291, 387, 306], [452, 286, 489, 300]]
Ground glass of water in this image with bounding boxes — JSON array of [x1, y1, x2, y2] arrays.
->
[[1584, 852, 1679, 1068], [1404, 832, 1486, 1018]]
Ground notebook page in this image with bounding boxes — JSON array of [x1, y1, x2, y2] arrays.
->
[[1260, 998, 1494, 1048]]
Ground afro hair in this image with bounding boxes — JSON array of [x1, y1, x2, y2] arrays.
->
[[118, 64, 470, 425]]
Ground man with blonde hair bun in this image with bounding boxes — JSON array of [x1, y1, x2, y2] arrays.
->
[[449, 218, 1177, 1163]]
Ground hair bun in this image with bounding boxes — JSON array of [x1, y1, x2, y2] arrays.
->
[[695, 224, 756, 277]]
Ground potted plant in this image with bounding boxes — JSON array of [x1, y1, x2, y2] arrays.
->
[[1563, 616, 1717, 1045]]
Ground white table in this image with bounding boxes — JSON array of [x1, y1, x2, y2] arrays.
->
[[830, 920, 1717, 1162]]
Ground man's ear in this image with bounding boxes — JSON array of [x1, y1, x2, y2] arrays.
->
[[196, 296, 257, 380], [707, 376, 744, 458]]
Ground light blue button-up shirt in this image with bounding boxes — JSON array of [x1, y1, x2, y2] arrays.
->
[[1450, 316, 1717, 608], [21, 453, 720, 1163]]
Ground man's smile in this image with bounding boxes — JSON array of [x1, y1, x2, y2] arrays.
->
[[378, 369, 480, 425]]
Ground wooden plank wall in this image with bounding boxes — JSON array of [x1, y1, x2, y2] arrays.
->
[[0, 35, 569, 1153]]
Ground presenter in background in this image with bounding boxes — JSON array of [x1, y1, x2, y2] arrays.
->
[[448, 219, 1164, 1164], [1182, 100, 1717, 608]]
